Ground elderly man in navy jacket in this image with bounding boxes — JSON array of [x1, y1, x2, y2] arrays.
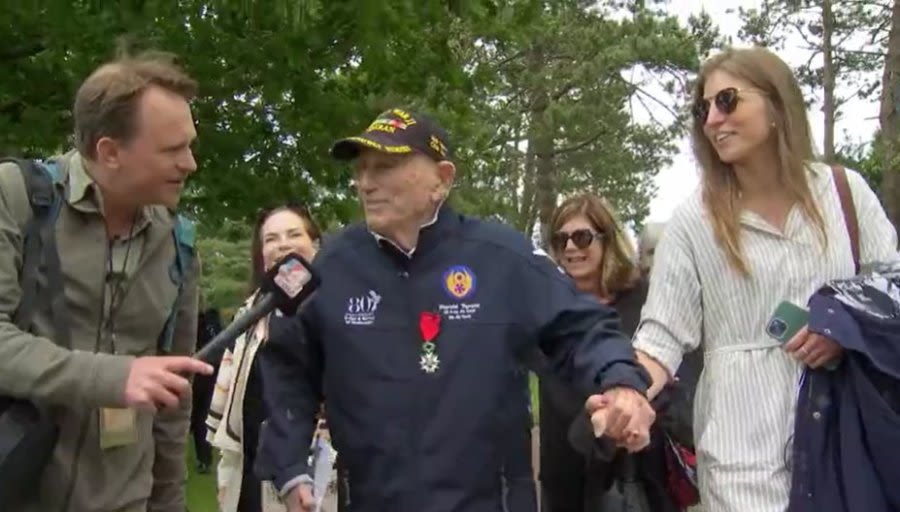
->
[[255, 108, 655, 512]]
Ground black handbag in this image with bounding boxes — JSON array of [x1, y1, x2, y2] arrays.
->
[[594, 456, 654, 512], [0, 158, 70, 507]]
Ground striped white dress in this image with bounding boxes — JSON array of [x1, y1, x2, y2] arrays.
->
[[633, 162, 898, 512]]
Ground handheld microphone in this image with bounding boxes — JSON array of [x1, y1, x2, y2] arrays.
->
[[194, 252, 320, 364]]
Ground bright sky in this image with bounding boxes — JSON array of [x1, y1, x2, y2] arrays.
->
[[644, 0, 882, 223]]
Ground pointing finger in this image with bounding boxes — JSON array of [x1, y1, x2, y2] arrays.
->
[[163, 356, 213, 375]]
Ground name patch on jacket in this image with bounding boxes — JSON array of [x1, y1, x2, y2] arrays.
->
[[438, 265, 481, 320]]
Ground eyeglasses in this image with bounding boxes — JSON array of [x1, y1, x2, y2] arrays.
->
[[550, 229, 602, 252], [691, 87, 761, 124]]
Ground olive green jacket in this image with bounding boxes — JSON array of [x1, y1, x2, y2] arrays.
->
[[0, 150, 200, 512]]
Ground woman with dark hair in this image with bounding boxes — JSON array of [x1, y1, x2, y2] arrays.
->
[[206, 204, 324, 512]]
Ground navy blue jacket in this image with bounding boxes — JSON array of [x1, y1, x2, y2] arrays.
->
[[789, 292, 900, 512], [500, 367, 537, 512], [255, 206, 650, 512]]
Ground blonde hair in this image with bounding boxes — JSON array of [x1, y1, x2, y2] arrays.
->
[[548, 193, 639, 297], [691, 46, 825, 276]]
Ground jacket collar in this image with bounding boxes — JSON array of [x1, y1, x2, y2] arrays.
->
[[370, 201, 456, 259], [63, 151, 152, 234]]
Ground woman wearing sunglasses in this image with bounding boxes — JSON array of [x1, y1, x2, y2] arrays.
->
[[628, 47, 897, 511], [538, 193, 687, 512]]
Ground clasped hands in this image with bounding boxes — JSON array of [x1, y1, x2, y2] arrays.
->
[[584, 386, 656, 452]]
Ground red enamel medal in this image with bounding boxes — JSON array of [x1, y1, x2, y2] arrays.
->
[[418, 312, 442, 373]]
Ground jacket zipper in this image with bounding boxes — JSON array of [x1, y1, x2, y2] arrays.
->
[[399, 265, 430, 512]]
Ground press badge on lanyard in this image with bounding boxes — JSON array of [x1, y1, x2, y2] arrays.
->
[[100, 239, 140, 450], [99, 407, 138, 449]]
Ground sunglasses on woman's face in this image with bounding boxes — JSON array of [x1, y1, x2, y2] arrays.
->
[[551, 229, 602, 252], [691, 87, 746, 124]]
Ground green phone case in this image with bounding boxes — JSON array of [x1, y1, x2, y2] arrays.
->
[[766, 301, 810, 343]]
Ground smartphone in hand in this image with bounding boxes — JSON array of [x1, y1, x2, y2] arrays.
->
[[766, 301, 810, 343], [767, 301, 841, 370]]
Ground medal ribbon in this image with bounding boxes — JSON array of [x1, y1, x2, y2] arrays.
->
[[418, 311, 441, 356]]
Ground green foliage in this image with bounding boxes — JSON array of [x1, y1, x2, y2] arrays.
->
[[738, 1, 892, 126], [454, 1, 702, 234], [836, 130, 900, 228], [2, 1, 709, 292], [738, 0, 899, 231], [687, 10, 733, 61], [837, 133, 888, 195], [197, 219, 252, 313]]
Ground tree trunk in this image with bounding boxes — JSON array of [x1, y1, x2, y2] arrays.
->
[[524, 44, 558, 242], [879, 0, 900, 233], [533, 125, 556, 240], [523, 113, 554, 240], [508, 117, 525, 232], [822, 0, 837, 161], [520, 127, 538, 234]]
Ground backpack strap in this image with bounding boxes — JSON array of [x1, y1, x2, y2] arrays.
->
[[831, 165, 860, 274], [2, 157, 195, 354], [0, 158, 71, 348], [157, 214, 196, 353]]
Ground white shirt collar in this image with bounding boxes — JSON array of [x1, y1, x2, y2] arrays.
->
[[369, 201, 444, 258]]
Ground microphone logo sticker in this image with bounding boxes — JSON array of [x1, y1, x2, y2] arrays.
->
[[274, 259, 311, 298]]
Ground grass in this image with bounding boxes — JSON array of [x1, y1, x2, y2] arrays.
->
[[186, 442, 217, 512]]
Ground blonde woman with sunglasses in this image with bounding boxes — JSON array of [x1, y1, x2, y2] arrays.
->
[[626, 47, 897, 511], [539, 193, 697, 512]]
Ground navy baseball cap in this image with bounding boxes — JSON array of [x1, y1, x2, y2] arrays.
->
[[330, 108, 453, 162]]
